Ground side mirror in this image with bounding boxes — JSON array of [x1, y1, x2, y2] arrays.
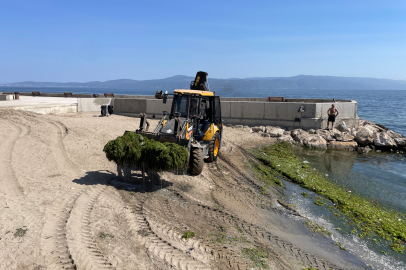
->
[[163, 94, 167, 104]]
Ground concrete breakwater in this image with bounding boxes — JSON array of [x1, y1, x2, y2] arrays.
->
[[1, 92, 359, 130], [106, 96, 360, 130], [245, 119, 406, 153]]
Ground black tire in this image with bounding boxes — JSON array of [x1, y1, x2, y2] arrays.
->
[[205, 132, 220, 162], [190, 147, 204, 175]]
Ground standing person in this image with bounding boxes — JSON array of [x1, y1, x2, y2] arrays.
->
[[327, 104, 339, 130]]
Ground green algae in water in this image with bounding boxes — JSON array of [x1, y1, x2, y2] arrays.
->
[[314, 197, 327, 206], [103, 132, 188, 172], [250, 142, 406, 252], [246, 160, 283, 186], [390, 242, 405, 253], [304, 220, 331, 236]]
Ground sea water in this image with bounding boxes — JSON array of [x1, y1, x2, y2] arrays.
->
[[287, 147, 406, 269]]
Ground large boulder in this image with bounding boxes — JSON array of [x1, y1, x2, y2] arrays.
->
[[363, 124, 381, 133], [292, 129, 308, 144], [277, 135, 294, 143], [292, 128, 305, 137], [328, 141, 358, 151], [373, 131, 397, 147], [330, 129, 343, 138], [394, 138, 406, 147], [303, 135, 327, 149], [251, 126, 265, 133], [265, 126, 284, 137], [292, 129, 327, 148], [356, 128, 374, 145], [387, 130, 404, 139], [359, 120, 386, 131], [335, 133, 355, 142], [317, 130, 335, 142]]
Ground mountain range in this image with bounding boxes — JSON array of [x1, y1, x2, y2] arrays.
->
[[1, 75, 406, 90]]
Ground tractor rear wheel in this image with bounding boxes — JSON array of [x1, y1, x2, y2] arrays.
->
[[205, 132, 220, 162], [190, 147, 204, 175]]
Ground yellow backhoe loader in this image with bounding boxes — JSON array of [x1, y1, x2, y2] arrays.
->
[[135, 71, 223, 175]]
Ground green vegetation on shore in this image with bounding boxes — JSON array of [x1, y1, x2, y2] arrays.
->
[[103, 132, 189, 172], [181, 231, 196, 241], [246, 160, 283, 186], [249, 142, 406, 253], [241, 246, 269, 269]]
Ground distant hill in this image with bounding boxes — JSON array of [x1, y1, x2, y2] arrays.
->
[[1, 75, 406, 90]]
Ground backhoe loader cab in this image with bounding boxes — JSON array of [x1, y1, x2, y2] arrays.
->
[[136, 72, 222, 175]]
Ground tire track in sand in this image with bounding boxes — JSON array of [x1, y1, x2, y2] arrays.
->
[[46, 120, 81, 176], [116, 182, 212, 270], [30, 117, 114, 269], [66, 185, 113, 270], [114, 179, 248, 269], [0, 119, 43, 269], [146, 192, 247, 269]]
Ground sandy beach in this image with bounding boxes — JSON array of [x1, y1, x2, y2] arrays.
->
[[0, 110, 367, 270]]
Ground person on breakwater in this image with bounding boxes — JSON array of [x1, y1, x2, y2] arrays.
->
[[327, 104, 339, 130]]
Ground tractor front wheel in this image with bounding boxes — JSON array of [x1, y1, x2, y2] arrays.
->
[[205, 132, 220, 162], [190, 147, 204, 175]]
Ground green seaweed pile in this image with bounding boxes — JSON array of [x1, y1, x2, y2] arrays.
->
[[103, 132, 189, 172], [250, 142, 406, 253]]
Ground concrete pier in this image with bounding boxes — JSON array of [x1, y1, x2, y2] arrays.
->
[[0, 92, 360, 129], [0, 96, 78, 114]]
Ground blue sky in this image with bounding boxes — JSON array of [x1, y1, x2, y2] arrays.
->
[[0, 0, 405, 83]]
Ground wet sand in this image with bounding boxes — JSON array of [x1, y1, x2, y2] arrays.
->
[[0, 110, 366, 269]]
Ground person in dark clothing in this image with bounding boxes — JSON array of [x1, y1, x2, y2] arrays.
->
[[189, 99, 198, 118]]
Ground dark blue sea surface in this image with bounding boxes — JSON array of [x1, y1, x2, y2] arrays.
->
[[3, 87, 405, 136]]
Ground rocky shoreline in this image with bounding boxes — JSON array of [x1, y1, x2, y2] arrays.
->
[[229, 119, 406, 153]]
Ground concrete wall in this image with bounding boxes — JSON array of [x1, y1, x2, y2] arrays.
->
[[114, 99, 146, 114], [316, 102, 358, 118], [77, 98, 112, 112], [219, 100, 359, 129], [0, 94, 15, 100], [69, 96, 360, 129], [9, 104, 78, 114]]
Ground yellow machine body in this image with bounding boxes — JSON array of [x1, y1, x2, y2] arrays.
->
[[173, 89, 214, 96], [202, 124, 219, 141]]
